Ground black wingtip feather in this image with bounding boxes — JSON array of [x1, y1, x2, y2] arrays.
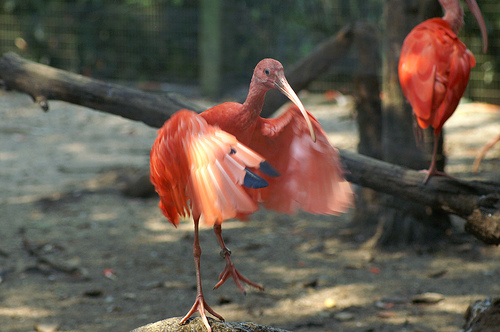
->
[[243, 168, 269, 189], [259, 161, 280, 177]]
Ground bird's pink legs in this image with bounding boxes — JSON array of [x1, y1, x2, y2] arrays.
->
[[213, 224, 264, 294], [180, 218, 224, 332], [473, 134, 500, 172]]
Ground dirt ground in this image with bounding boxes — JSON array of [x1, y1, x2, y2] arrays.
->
[[0, 90, 499, 332]]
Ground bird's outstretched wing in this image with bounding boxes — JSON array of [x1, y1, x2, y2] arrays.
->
[[399, 18, 475, 133], [247, 105, 353, 215], [150, 109, 276, 226]]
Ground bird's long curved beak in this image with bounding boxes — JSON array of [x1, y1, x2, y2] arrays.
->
[[275, 76, 317, 142], [465, 0, 488, 53]]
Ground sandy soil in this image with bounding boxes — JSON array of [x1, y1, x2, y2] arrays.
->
[[0, 90, 499, 332]]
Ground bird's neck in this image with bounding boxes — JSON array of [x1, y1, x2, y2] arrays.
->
[[240, 82, 268, 123], [439, 0, 464, 34]]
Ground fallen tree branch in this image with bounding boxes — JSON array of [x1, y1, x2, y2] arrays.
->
[[0, 24, 355, 122], [0, 52, 203, 127], [340, 150, 500, 244], [1, 52, 499, 245], [21, 231, 88, 277]]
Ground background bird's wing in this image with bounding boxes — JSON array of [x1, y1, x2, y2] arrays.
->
[[398, 21, 439, 129], [150, 109, 270, 226], [433, 44, 475, 131], [247, 105, 353, 216], [399, 19, 475, 132]]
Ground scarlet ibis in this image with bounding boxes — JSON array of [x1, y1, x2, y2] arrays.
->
[[398, 0, 488, 183], [150, 58, 353, 331]]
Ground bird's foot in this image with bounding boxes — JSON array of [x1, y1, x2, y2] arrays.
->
[[419, 169, 453, 184], [180, 294, 224, 332], [214, 249, 264, 294]]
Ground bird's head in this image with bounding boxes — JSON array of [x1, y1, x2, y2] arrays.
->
[[253, 58, 316, 142], [253, 58, 286, 90]]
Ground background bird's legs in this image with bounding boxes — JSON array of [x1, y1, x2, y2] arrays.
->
[[213, 224, 264, 293], [422, 131, 450, 183], [180, 217, 224, 331], [413, 114, 424, 149], [473, 134, 500, 172]]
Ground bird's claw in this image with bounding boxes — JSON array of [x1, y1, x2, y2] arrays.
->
[[419, 169, 454, 184], [180, 294, 224, 332], [214, 258, 264, 294]]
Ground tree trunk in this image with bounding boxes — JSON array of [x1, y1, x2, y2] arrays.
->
[[376, 0, 450, 247], [350, 22, 384, 238]]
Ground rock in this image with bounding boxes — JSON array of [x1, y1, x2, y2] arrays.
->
[[462, 298, 500, 332], [131, 317, 292, 332]]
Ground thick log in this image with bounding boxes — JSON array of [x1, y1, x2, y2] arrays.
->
[[340, 150, 500, 245], [0, 24, 354, 123], [0, 52, 499, 245], [0, 52, 203, 127]]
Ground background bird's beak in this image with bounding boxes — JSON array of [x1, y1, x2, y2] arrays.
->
[[465, 0, 488, 53], [275, 76, 317, 142]]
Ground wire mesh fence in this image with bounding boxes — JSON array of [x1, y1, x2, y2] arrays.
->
[[0, 0, 498, 103]]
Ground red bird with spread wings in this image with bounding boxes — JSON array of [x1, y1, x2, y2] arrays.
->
[[150, 59, 353, 331], [398, 0, 488, 183]]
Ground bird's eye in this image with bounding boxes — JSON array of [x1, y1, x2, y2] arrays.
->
[[264, 69, 270, 76]]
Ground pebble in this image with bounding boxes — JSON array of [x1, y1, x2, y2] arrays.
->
[[411, 292, 444, 304], [334, 312, 354, 321], [375, 300, 394, 309]]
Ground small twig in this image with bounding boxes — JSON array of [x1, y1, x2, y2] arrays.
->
[[21, 235, 87, 277]]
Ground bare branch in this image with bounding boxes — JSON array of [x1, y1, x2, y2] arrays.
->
[[262, 24, 354, 117]]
